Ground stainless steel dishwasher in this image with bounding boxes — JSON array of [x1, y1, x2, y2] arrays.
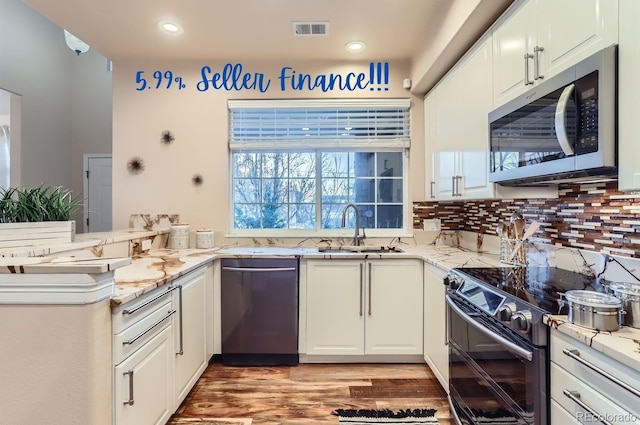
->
[[221, 257, 299, 365]]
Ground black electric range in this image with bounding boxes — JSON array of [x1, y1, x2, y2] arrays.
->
[[446, 266, 607, 346]]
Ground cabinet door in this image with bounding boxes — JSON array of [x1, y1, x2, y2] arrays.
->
[[424, 89, 438, 200], [537, 0, 618, 79], [365, 260, 423, 355], [618, 0, 640, 191], [455, 37, 494, 200], [174, 269, 207, 406], [492, 0, 537, 105], [114, 325, 173, 425], [423, 264, 448, 391], [305, 260, 364, 355]]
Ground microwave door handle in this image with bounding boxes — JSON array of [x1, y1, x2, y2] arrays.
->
[[554, 83, 576, 156]]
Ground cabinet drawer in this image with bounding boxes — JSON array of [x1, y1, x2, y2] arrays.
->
[[113, 300, 175, 365], [112, 285, 178, 333], [551, 331, 640, 417], [551, 362, 640, 424], [550, 399, 580, 424]]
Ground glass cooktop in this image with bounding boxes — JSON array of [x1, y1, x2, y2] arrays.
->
[[452, 266, 608, 314]]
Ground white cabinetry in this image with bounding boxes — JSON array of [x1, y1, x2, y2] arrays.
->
[[550, 330, 640, 424], [425, 36, 494, 201], [423, 263, 448, 392], [112, 265, 211, 425], [114, 326, 174, 425], [304, 259, 423, 357], [112, 286, 177, 425], [493, 0, 618, 106], [618, 0, 640, 191], [173, 268, 208, 406]]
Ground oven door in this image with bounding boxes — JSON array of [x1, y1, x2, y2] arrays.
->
[[446, 294, 548, 425]]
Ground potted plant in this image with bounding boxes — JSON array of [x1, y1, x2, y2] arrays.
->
[[0, 185, 83, 248]]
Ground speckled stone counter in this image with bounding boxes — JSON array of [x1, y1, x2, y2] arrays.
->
[[544, 314, 640, 371]]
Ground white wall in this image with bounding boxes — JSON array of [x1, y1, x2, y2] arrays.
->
[[0, 0, 112, 232], [112, 59, 423, 232]]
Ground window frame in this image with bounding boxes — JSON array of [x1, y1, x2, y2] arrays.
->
[[227, 99, 411, 237]]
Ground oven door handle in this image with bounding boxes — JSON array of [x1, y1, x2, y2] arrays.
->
[[554, 83, 576, 156], [446, 294, 533, 362]]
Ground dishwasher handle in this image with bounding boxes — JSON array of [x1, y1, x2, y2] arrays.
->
[[222, 266, 297, 273]]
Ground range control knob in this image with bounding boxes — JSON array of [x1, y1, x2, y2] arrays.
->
[[497, 303, 517, 322], [444, 273, 463, 290], [511, 310, 533, 334]]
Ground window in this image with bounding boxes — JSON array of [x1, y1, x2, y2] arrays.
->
[[229, 99, 410, 234]]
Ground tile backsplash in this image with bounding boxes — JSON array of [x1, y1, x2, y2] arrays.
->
[[413, 181, 640, 259]]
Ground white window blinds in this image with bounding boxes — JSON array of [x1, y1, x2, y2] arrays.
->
[[228, 99, 410, 149]]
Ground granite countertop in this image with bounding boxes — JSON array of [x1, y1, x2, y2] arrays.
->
[[0, 256, 131, 274], [112, 243, 502, 306], [544, 314, 640, 371]]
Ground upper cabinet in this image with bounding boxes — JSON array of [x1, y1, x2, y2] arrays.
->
[[424, 35, 557, 201], [618, 0, 640, 191], [425, 36, 496, 201], [492, 0, 618, 106]]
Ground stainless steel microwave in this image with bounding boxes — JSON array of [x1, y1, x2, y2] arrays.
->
[[488, 45, 617, 186]]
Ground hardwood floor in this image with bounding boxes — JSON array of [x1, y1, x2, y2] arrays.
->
[[168, 362, 454, 425]]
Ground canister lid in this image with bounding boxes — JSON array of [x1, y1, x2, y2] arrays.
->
[[564, 290, 622, 308], [609, 282, 640, 296]]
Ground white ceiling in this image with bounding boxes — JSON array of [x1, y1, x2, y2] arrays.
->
[[20, 0, 453, 62]]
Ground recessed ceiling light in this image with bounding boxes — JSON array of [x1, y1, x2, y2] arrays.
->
[[158, 20, 183, 34], [345, 41, 366, 53]]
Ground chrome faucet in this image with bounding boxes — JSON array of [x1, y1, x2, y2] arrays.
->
[[341, 203, 364, 246]]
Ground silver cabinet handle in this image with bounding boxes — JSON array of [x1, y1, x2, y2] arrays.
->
[[123, 286, 177, 315], [123, 309, 176, 346], [524, 53, 534, 85], [368, 262, 372, 316], [451, 176, 457, 197], [446, 294, 533, 361], [562, 390, 612, 425], [430, 181, 435, 199], [533, 46, 544, 80], [554, 84, 576, 156], [444, 293, 449, 346], [562, 348, 640, 398], [222, 266, 296, 272], [123, 370, 134, 406], [359, 263, 363, 316], [176, 285, 184, 355], [456, 176, 463, 197]]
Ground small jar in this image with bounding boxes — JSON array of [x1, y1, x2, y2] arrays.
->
[[168, 223, 190, 249], [196, 229, 214, 249]]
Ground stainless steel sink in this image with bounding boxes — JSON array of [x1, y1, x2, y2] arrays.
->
[[317, 246, 404, 254]]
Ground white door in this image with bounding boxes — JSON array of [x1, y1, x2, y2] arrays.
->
[[84, 154, 112, 232]]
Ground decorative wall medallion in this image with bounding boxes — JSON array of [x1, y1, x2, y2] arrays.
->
[[127, 157, 145, 174], [161, 130, 175, 144], [192, 173, 204, 186]]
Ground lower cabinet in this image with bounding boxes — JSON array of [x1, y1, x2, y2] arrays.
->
[[304, 259, 423, 356], [173, 268, 208, 406], [423, 263, 448, 391], [114, 325, 174, 425], [550, 329, 640, 424], [112, 265, 210, 425]]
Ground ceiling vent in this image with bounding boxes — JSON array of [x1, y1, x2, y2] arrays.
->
[[292, 21, 330, 36]]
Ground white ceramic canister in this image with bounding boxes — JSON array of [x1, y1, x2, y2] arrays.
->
[[168, 223, 190, 249], [196, 228, 214, 249]]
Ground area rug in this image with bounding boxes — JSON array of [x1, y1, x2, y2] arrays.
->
[[332, 408, 438, 424]]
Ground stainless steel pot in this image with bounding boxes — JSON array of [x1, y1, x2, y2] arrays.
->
[[559, 290, 623, 331], [608, 282, 640, 329]]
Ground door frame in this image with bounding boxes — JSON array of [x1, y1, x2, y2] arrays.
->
[[83, 153, 112, 233]]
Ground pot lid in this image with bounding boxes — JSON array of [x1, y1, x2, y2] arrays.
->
[[609, 282, 640, 296], [564, 290, 621, 308]]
